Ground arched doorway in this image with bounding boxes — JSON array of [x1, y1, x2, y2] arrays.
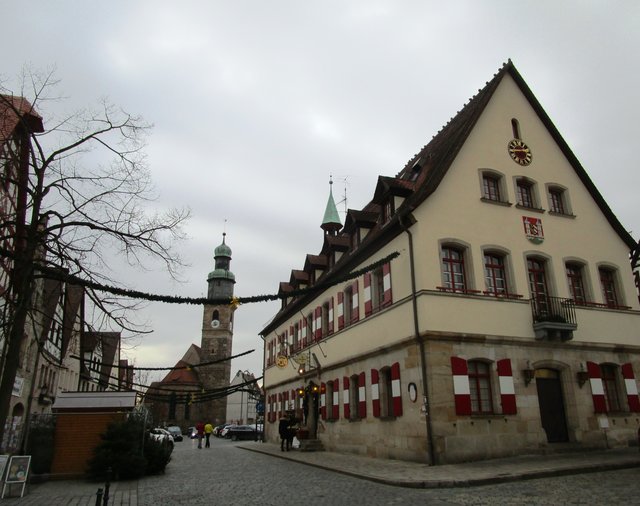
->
[[535, 368, 569, 442]]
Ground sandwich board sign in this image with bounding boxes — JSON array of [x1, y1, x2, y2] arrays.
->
[[2, 455, 30, 498]]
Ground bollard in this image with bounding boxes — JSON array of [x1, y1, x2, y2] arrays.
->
[[103, 467, 112, 506], [96, 487, 103, 506]]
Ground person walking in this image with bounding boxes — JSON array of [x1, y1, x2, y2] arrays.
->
[[204, 422, 214, 448], [196, 421, 205, 449]]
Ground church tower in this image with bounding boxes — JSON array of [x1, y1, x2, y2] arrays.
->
[[199, 233, 236, 425]]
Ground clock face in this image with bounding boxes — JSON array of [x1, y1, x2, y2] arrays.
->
[[276, 355, 288, 369], [211, 319, 220, 328], [508, 139, 532, 166]]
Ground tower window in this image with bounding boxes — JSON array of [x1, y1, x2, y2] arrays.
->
[[511, 118, 521, 139]]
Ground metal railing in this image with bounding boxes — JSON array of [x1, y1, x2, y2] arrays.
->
[[530, 296, 577, 325]]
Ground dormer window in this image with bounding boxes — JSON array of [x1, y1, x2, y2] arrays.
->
[[409, 160, 421, 182], [382, 200, 393, 224]]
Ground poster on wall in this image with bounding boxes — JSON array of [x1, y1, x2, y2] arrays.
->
[[2, 455, 30, 499]]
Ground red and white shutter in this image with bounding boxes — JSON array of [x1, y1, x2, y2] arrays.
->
[[337, 292, 345, 330], [332, 379, 340, 419], [320, 382, 326, 419], [328, 297, 334, 334], [586, 361, 607, 413], [371, 368, 380, 417], [358, 372, 367, 418], [270, 395, 276, 422], [364, 272, 373, 316], [314, 306, 322, 341], [289, 325, 294, 354], [382, 262, 392, 307], [301, 318, 307, 347], [451, 356, 472, 416], [622, 363, 640, 412], [278, 392, 283, 419], [391, 362, 402, 417], [351, 280, 360, 322], [497, 358, 517, 415], [343, 376, 350, 419]]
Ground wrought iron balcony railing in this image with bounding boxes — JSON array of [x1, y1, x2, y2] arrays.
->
[[530, 295, 577, 325]]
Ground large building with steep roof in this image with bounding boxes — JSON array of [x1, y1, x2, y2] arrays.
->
[[261, 61, 640, 465]]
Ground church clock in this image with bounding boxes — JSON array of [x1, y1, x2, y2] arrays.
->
[[508, 139, 532, 166]]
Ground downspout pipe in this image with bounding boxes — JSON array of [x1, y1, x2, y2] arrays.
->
[[399, 214, 437, 466]]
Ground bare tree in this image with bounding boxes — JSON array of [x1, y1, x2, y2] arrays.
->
[[0, 69, 190, 443]]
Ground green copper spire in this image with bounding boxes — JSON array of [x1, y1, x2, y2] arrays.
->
[[321, 177, 342, 235]]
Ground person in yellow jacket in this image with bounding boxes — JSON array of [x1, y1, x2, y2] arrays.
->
[[204, 422, 214, 448]]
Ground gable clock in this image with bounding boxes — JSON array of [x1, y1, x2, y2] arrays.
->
[[508, 139, 532, 166]]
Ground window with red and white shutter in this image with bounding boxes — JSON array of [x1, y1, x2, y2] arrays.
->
[[358, 372, 367, 418], [497, 358, 517, 414], [451, 356, 472, 416], [586, 361, 607, 413], [391, 362, 403, 416], [371, 368, 380, 417], [622, 363, 640, 412], [364, 272, 373, 316], [332, 379, 340, 419], [343, 376, 350, 419]]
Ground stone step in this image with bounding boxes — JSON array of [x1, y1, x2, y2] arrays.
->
[[299, 438, 325, 452]]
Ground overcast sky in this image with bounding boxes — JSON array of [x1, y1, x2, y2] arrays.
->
[[3, 1, 639, 385]]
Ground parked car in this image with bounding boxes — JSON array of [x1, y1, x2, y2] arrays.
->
[[166, 426, 183, 442], [224, 425, 260, 441], [149, 428, 174, 448], [219, 424, 234, 438], [214, 424, 231, 437]]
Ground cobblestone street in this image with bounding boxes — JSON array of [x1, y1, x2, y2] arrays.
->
[[136, 438, 640, 506], [7, 436, 640, 505]]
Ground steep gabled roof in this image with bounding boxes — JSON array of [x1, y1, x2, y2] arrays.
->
[[343, 209, 378, 233], [61, 284, 83, 358], [261, 60, 637, 335], [304, 254, 327, 271], [372, 176, 415, 203], [396, 60, 635, 249], [158, 358, 201, 385], [0, 94, 43, 143]]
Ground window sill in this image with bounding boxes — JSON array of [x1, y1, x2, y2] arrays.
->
[[379, 415, 397, 422], [515, 204, 545, 213], [480, 198, 512, 207], [548, 211, 576, 219], [348, 417, 363, 423]]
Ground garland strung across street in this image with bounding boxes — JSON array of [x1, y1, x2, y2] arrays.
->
[[70, 349, 255, 371], [31, 251, 400, 307]]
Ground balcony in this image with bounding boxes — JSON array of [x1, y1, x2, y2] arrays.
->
[[530, 296, 577, 341]]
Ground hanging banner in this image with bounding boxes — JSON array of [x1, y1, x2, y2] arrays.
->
[[522, 216, 544, 244]]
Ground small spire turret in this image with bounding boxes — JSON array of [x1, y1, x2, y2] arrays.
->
[[321, 176, 342, 236]]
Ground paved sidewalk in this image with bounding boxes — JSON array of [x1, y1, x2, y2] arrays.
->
[[238, 442, 640, 489], [3, 442, 640, 504]]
